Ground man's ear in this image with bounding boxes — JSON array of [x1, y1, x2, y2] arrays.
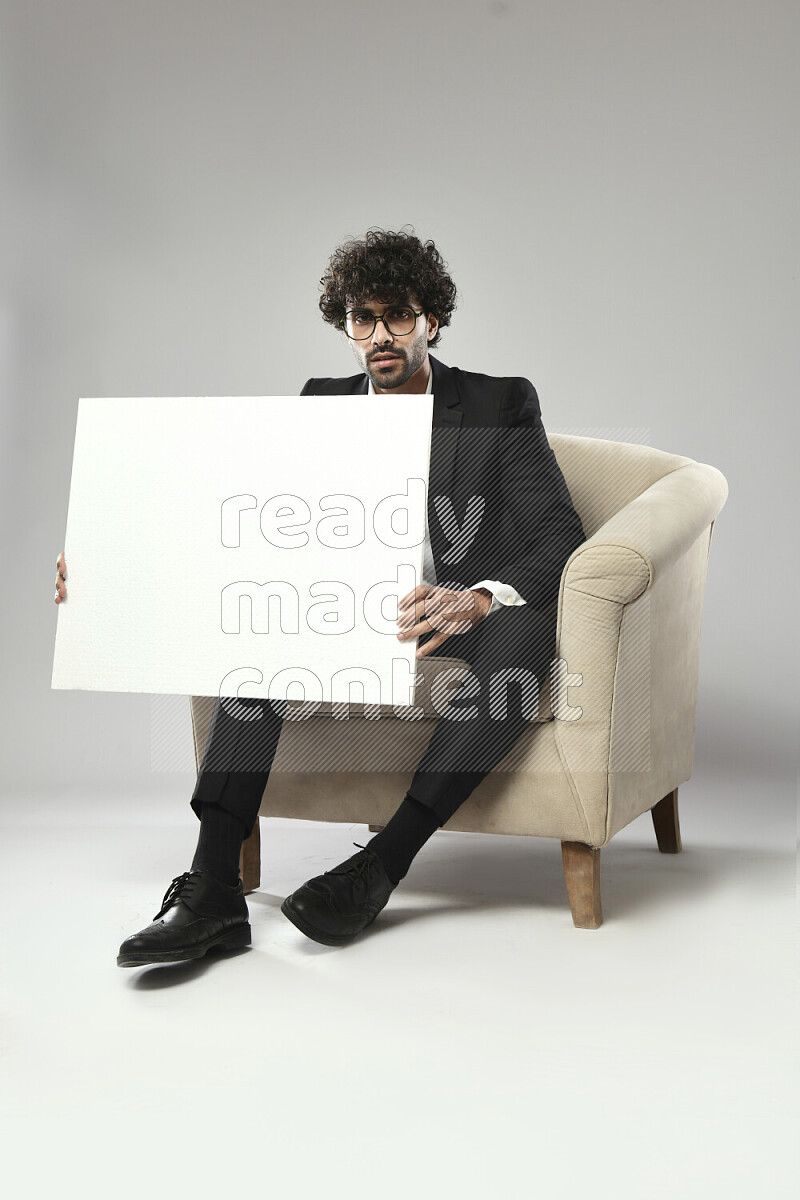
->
[[427, 312, 439, 343]]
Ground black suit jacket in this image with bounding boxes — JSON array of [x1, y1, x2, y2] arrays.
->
[[300, 354, 585, 611]]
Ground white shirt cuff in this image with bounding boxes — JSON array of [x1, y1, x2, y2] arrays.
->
[[470, 579, 528, 617]]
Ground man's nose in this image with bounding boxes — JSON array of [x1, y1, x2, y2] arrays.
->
[[371, 318, 393, 345]]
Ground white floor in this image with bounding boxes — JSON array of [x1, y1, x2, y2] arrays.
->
[[1, 766, 796, 1200]]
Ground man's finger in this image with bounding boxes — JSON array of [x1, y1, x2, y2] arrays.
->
[[396, 613, 431, 640], [398, 594, 436, 629], [398, 583, 429, 611], [416, 630, 450, 658], [422, 592, 449, 620]]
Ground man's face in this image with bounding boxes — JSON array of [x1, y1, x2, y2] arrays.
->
[[344, 294, 439, 390]]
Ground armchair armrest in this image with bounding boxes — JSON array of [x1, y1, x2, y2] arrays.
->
[[560, 462, 729, 607], [551, 460, 728, 846]]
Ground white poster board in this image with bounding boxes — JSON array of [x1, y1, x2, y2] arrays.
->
[[51, 395, 434, 707]]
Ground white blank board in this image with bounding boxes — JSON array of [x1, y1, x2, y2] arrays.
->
[[51, 395, 434, 706]]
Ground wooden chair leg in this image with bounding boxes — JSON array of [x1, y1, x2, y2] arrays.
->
[[651, 788, 682, 853], [368, 824, 385, 833], [561, 841, 603, 928], [239, 818, 261, 894]]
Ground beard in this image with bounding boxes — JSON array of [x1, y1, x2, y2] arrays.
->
[[363, 338, 428, 390]]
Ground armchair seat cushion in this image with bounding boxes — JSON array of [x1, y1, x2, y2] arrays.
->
[[263, 714, 585, 840], [287, 650, 554, 722]]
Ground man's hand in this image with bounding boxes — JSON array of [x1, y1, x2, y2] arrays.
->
[[54, 551, 67, 603], [396, 584, 493, 659]]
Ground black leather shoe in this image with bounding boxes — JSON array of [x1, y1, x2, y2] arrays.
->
[[281, 843, 397, 946], [117, 870, 251, 967]]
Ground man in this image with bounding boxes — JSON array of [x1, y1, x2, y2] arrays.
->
[[57, 228, 585, 964]]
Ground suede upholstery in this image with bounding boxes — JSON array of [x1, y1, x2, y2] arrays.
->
[[190, 435, 728, 851]]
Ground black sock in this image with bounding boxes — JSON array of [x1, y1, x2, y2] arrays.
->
[[366, 793, 441, 885], [191, 802, 246, 887]]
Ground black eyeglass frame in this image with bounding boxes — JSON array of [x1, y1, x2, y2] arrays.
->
[[340, 305, 426, 341]]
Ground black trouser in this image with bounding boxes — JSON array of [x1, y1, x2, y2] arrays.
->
[[190, 602, 558, 837]]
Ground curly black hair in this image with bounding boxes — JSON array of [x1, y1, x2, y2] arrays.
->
[[318, 228, 457, 349]]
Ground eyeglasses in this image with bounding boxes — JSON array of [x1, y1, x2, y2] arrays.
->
[[341, 305, 425, 340]]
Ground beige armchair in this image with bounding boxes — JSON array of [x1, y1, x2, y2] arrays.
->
[[190, 434, 728, 928]]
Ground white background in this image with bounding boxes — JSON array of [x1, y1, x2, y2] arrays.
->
[[1, 0, 795, 792], [0, 4, 796, 1197]]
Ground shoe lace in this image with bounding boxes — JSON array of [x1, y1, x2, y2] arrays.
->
[[328, 843, 381, 893], [153, 871, 198, 920]]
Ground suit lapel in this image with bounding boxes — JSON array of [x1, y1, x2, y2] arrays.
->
[[427, 357, 463, 583], [356, 355, 464, 582]]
